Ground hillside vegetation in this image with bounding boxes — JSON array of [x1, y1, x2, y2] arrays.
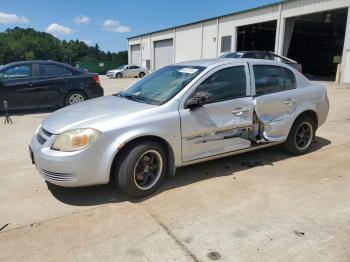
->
[[0, 27, 127, 66]]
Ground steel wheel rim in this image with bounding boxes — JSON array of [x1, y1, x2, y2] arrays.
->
[[69, 94, 84, 104], [295, 122, 313, 150], [133, 150, 163, 191]]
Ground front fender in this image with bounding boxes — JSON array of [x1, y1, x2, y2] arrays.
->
[[104, 112, 182, 179]]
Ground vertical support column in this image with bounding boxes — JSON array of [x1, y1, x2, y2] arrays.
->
[[151, 37, 154, 72], [128, 44, 131, 65], [341, 6, 350, 84], [275, 3, 284, 55], [216, 18, 219, 57], [232, 26, 237, 52]]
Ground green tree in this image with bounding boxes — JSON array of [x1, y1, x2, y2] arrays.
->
[[0, 27, 128, 66], [25, 51, 35, 60]]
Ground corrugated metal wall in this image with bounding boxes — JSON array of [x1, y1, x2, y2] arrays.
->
[[202, 20, 218, 59], [175, 24, 202, 62]]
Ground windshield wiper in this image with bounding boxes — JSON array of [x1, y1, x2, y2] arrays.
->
[[118, 93, 145, 103]]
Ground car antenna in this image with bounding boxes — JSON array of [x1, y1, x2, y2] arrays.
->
[[3, 101, 13, 124]]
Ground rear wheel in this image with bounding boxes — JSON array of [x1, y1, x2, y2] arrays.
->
[[284, 115, 316, 155], [116, 73, 122, 78], [139, 72, 145, 78], [115, 141, 167, 198], [64, 90, 87, 106]]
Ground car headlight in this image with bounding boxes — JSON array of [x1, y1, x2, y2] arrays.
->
[[51, 128, 101, 152]]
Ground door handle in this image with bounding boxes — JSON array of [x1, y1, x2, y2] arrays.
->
[[232, 108, 249, 116], [283, 98, 296, 106]]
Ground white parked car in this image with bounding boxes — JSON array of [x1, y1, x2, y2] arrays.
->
[[106, 65, 148, 78], [30, 59, 329, 198]]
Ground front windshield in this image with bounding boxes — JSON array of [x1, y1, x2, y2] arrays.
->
[[116, 65, 126, 70], [220, 52, 243, 58], [120, 65, 205, 105]]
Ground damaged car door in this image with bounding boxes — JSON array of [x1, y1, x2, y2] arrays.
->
[[251, 64, 300, 142], [179, 63, 254, 162]]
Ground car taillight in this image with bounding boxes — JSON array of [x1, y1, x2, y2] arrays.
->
[[93, 75, 101, 85]]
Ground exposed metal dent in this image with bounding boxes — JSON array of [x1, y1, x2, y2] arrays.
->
[[184, 126, 253, 143], [262, 132, 287, 142], [261, 118, 284, 123]]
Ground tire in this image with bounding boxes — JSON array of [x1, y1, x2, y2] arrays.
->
[[115, 141, 167, 198], [116, 73, 122, 79], [64, 90, 87, 106], [284, 115, 316, 155], [139, 72, 145, 78]]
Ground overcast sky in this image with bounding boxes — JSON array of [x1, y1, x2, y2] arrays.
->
[[0, 0, 280, 52]]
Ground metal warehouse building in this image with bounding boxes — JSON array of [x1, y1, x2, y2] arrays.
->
[[127, 0, 350, 83]]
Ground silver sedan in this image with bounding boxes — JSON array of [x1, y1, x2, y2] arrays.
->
[[106, 65, 148, 78], [30, 59, 329, 197]]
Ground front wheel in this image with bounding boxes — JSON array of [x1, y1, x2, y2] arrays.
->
[[115, 141, 167, 198], [116, 73, 122, 78], [64, 90, 87, 106], [284, 115, 316, 155], [139, 72, 145, 78]]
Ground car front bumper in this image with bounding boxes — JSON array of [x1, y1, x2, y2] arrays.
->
[[30, 129, 118, 187]]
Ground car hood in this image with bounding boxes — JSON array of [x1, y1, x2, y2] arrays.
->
[[42, 95, 156, 134]]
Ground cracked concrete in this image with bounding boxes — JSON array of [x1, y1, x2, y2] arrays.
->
[[1, 77, 350, 261]]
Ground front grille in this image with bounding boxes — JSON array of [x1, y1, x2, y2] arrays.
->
[[36, 134, 47, 145], [36, 128, 52, 145], [40, 169, 77, 182]]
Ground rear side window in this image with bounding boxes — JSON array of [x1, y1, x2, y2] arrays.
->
[[39, 64, 71, 76], [1, 65, 31, 79], [253, 65, 296, 96], [282, 67, 296, 90], [197, 66, 247, 103]]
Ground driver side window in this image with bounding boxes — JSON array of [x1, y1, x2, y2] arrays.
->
[[196, 66, 247, 104]]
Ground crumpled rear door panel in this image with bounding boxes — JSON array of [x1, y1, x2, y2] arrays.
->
[[254, 89, 300, 142]]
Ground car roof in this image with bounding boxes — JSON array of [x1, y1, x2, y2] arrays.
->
[[2, 60, 73, 68], [174, 58, 286, 68]]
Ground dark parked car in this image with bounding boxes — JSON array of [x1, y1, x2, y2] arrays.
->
[[0, 60, 103, 110], [220, 51, 302, 73]]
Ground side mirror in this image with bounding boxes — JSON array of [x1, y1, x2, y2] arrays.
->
[[185, 92, 213, 109]]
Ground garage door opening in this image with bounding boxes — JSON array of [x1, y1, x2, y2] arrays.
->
[[130, 44, 141, 67], [154, 39, 173, 70], [284, 8, 348, 81], [237, 20, 277, 52]]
